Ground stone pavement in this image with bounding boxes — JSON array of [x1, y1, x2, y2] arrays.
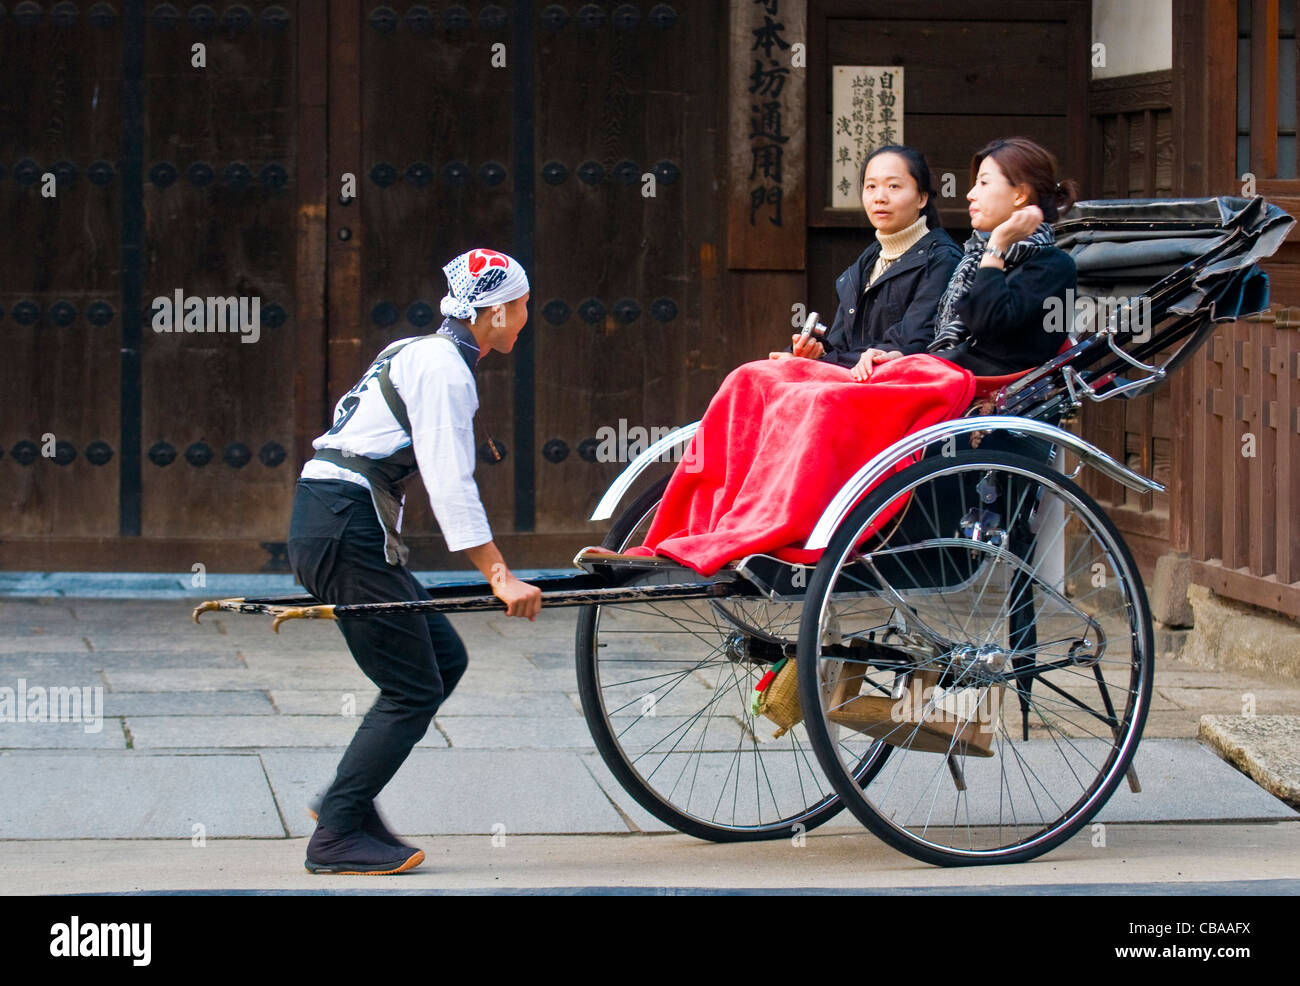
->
[[0, 574, 1296, 881]]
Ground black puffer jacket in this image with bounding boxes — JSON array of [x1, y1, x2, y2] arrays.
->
[[818, 227, 962, 367]]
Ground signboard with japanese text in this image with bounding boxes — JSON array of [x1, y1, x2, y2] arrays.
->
[[727, 0, 806, 269], [830, 65, 904, 208]]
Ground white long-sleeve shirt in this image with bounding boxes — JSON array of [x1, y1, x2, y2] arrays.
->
[[300, 333, 493, 554]]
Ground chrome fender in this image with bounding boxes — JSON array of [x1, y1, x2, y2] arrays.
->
[[589, 422, 700, 522], [803, 416, 1163, 551]]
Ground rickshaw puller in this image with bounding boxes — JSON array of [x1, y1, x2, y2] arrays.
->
[[289, 248, 542, 875]]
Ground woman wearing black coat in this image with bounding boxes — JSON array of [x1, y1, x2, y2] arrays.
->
[[819, 223, 963, 367], [925, 136, 1081, 376], [771, 145, 960, 379]]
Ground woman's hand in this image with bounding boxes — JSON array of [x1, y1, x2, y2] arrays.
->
[[988, 204, 1044, 252], [782, 333, 825, 359], [851, 348, 903, 382]]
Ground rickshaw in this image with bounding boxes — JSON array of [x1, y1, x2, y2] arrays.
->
[[195, 196, 1292, 867]]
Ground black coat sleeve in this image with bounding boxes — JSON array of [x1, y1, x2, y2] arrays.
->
[[819, 301, 850, 360], [957, 248, 1076, 370], [818, 253, 868, 363], [880, 241, 962, 355]]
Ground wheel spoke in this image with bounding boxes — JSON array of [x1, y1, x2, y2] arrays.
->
[[578, 482, 852, 839], [798, 450, 1152, 864]]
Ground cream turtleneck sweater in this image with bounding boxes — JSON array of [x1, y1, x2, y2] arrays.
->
[[866, 214, 929, 288]]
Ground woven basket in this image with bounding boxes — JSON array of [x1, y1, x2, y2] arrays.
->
[[757, 659, 803, 738], [827, 667, 1001, 758]]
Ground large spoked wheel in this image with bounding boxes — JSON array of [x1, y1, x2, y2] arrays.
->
[[576, 476, 884, 841], [797, 449, 1154, 866]]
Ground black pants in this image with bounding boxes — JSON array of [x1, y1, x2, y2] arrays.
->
[[287, 478, 468, 834]]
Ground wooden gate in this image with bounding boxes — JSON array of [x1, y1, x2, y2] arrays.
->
[[0, 1, 731, 571], [1, 1, 303, 572]]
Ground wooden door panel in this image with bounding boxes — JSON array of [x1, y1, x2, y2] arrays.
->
[[139, 5, 300, 543], [532, 4, 725, 535], [0, 14, 123, 537], [355, 3, 517, 542]]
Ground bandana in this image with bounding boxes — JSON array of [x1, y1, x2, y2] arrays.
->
[[440, 248, 530, 323]]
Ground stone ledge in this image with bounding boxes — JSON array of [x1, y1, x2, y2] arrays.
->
[[1182, 584, 1300, 680], [1199, 714, 1300, 808]]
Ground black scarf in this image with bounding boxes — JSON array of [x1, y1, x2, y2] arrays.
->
[[928, 223, 1057, 352]]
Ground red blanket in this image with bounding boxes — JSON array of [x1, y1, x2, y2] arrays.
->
[[629, 355, 976, 575]]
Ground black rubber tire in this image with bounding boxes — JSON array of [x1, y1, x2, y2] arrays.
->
[[575, 476, 880, 842], [797, 449, 1154, 866]]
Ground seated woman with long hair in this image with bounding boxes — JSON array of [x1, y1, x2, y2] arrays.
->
[[773, 144, 961, 379], [630, 138, 1080, 575]]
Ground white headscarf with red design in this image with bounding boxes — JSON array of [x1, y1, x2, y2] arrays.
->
[[440, 248, 530, 323]]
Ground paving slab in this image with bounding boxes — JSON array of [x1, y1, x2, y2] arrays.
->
[[1114, 737, 1299, 821], [453, 664, 582, 695], [0, 752, 283, 838], [1161, 685, 1300, 715], [0, 635, 93, 654], [83, 635, 251, 655], [0, 720, 126, 749], [1151, 666, 1270, 691], [103, 668, 372, 693], [264, 688, 581, 718], [201, 627, 354, 654], [267, 690, 380, 716], [437, 715, 595, 749], [0, 656, 113, 678], [1140, 709, 1212, 738], [578, 752, 676, 834], [1019, 738, 1294, 824], [104, 692, 276, 717], [1200, 715, 1300, 807], [237, 652, 359, 671], [69, 600, 199, 622], [526, 650, 586, 670], [0, 622, 82, 640], [260, 749, 632, 836], [34, 649, 245, 669], [436, 689, 579, 718], [1141, 688, 1182, 712], [0, 598, 79, 622], [125, 715, 449, 749]]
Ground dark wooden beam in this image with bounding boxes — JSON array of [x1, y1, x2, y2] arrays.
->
[[294, 3, 329, 471], [326, 0, 363, 404], [1172, 0, 1238, 196], [1170, 0, 1236, 557], [1250, 0, 1280, 178]]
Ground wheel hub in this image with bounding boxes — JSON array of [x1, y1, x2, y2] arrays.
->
[[723, 631, 749, 664], [722, 630, 786, 665]]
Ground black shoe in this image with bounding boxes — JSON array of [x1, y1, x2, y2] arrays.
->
[[304, 825, 425, 875], [307, 793, 413, 850]]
